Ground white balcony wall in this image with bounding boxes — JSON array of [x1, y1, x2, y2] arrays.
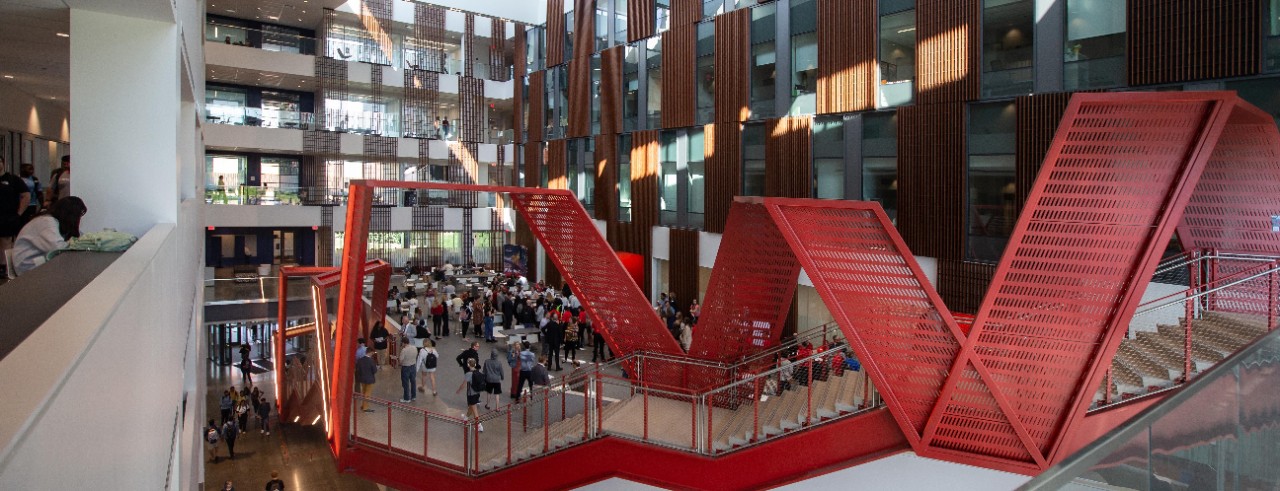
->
[[203, 124, 304, 153], [205, 204, 324, 228]]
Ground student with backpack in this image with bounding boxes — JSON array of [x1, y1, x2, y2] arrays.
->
[[456, 359, 485, 432], [206, 420, 221, 462], [417, 339, 439, 396]]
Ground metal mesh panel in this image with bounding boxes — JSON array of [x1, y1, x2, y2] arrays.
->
[[952, 93, 1228, 462], [510, 191, 682, 357], [688, 200, 802, 363], [765, 200, 961, 443]]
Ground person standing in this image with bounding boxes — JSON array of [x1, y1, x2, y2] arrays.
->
[[592, 330, 607, 363], [238, 344, 253, 385], [355, 348, 377, 412], [17, 164, 40, 224], [397, 337, 419, 403], [545, 314, 564, 371], [515, 341, 536, 399], [222, 418, 240, 460], [206, 419, 221, 462], [417, 339, 439, 396], [562, 319, 579, 366], [0, 159, 31, 263], [370, 321, 390, 368], [501, 293, 515, 334], [47, 155, 70, 205], [456, 341, 480, 375], [264, 470, 285, 491], [257, 396, 272, 436], [482, 349, 505, 410], [431, 299, 447, 338], [483, 299, 496, 343], [457, 359, 484, 432], [219, 389, 234, 425]]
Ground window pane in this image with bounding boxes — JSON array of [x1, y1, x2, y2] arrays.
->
[[688, 129, 706, 223], [646, 37, 663, 128], [1064, 0, 1125, 89], [704, 0, 725, 19], [656, 0, 671, 34], [878, 9, 915, 108], [1225, 77, 1280, 127], [592, 54, 603, 134], [615, 0, 628, 43], [742, 123, 766, 196], [749, 4, 777, 119], [206, 155, 247, 204], [967, 102, 1016, 263], [696, 22, 716, 124], [981, 0, 1035, 98], [583, 139, 596, 211], [1270, 0, 1280, 72], [618, 134, 633, 222], [863, 112, 897, 221], [596, 5, 609, 51], [660, 131, 679, 226], [624, 45, 640, 131], [790, 0, 818, 115], [565, 11, 575, 60], [813, 116, 844, 199]]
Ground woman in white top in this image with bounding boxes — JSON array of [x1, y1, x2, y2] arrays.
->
[[12, 196, 86, 276], [416, 339, 439, 395]]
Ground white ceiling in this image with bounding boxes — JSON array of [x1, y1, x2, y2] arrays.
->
[[207, 65, 320, 91], [0, 0, 71, 110], [207, 0, 336, 29]]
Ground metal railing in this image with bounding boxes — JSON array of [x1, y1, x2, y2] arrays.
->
[[346, 339, 881, 476], [1093, 249, 1280, 409]]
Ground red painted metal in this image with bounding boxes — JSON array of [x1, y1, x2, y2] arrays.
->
[[688, 199, 803, 363]]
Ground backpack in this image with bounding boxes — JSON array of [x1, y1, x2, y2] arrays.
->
[[206, 427, 219, 444], [460, 307, 472, 323], [469, 370, 487, 393], [415, 321, 430, 339], [423, 350, 438, 369]]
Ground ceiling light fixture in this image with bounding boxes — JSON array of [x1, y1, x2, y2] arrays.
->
[[2, 75, 12, 79], [897, 27, 916, 33], [56, 32, 70, 38]]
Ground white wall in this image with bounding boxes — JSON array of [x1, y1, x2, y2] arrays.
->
[[203, 125, 305, 153], [205, 204, 324, 228], [0, 82, 69, 145], [0, 208, 203, 489], [205, 43, 315, 78]]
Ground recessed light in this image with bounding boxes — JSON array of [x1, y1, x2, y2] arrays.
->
[[2, 75, 12, 79], [226, 9, 236, 12], [268, 16, 279, 20], [56, 32, 69, 38]]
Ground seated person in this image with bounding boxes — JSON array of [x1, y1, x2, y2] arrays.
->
[[12, 196, 87, 275]]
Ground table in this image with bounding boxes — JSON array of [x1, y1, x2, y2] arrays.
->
[[501, 327, 540, 345]]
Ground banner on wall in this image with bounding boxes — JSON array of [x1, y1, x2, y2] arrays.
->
[[503, 244, 528, 275]]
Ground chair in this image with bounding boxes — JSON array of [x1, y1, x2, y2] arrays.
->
[[4, 249, 17, 279]]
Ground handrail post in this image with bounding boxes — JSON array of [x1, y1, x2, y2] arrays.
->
[[705, 393, 713, 454], [472, 419, 479, 474], [691, 393, 697, 451], [506, 410, 512, 465], [753, 376, 760, 442], [386, 406, 392, 450], [423, 413, 430, 461], [583, 375, 590, 439], [1184, 286, 1194, 383], [643, 386, 649, 441], [806, 359, 814, 426], [1269, 265, 1277, 332], [462, 421, 469, 474], [1103, 368, 1113, 406], [596, 376, 604, 435], [352, 395, 359, 441], [543, 390, 550, 453], [861, 370, 871, 409]]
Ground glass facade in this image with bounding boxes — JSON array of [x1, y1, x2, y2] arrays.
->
[[862, 111, 897, 221], [658, 129, 705, 228], [659, 131, 680, 226], [1270, 0, 1280, 72], [624, 45, 641, 131], [592, 54, 603, 135], [704, 0, 725, 20], [656, 0, 671, 35], [741, 123, 766, 196], [596, 2, 610, 51], [966, 101, 1017, 262], [812, 116, 844, 199], [206, 154, 247, 204], [1064, 0, 1126, 90], [568, 138, 596, 214], [749, 3, 777, 119], [878, 1, 915, 107], [696, 22, 716, 125], [790, 0, 818, 116], [615, 0, 629, 44], [981, 0, 1035, 98], [687, 128, 705, 229]]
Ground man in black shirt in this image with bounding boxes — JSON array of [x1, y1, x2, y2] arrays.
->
[[0, 158, 31, 264], [456, 341, 480, 375], [369, 321, 391, 368], [545, 317, 564, 371]]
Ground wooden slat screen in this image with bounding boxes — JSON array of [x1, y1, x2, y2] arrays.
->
[[404, 70, 439, 141], [817, 0, 876, 113], [528, 71, 546, 142], [1014, 92, 1071, 217], [547, 0, 567, 67], [594, 135, 618, 222], [629, 129, 661, 228], [600, 46, 625, 135], [547, 139, 568, 190], [459, 76, 485, 142], [573, 0, 596, 60], [765, 116, 814, 199], [937, 259, 995, 314], [713, 9, 751, 123], [672, 0, 701, 29], [465, 14, 476, 78], [524, 142, 542, 190], [568, 58, 593, 137], [629, 0, 656, 43], [669, 228, 701, 315], [661, 25, 697, 128], [491, 18, 510, 82], [447, 142, 480, 207], [897, 102, 967, 260], [915, 0, 979, 104], [514, 23, 527, 143], [1128, 0, 1261, 85], [703, 122, 741, 234]]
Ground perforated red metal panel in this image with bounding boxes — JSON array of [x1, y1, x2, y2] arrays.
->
[[508, 191, 682, 357], [927, 93, 1237, 468], [764, 199, 964, 449], [688, 199, 802, 363]]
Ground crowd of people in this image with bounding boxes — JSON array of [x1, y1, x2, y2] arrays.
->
[[655, 292, 700, 352], [208, 343, 275, 463], [1, 155, 81, 276]]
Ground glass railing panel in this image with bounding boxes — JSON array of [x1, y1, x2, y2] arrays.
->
[[877, 80, 913, 108], [206, 22, 318, 55], [1064, 56, 1124, 91], [1021, 326, 1280, 490]]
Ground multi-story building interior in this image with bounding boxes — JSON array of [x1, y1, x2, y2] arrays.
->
[[1, 0, 1279, 489]]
